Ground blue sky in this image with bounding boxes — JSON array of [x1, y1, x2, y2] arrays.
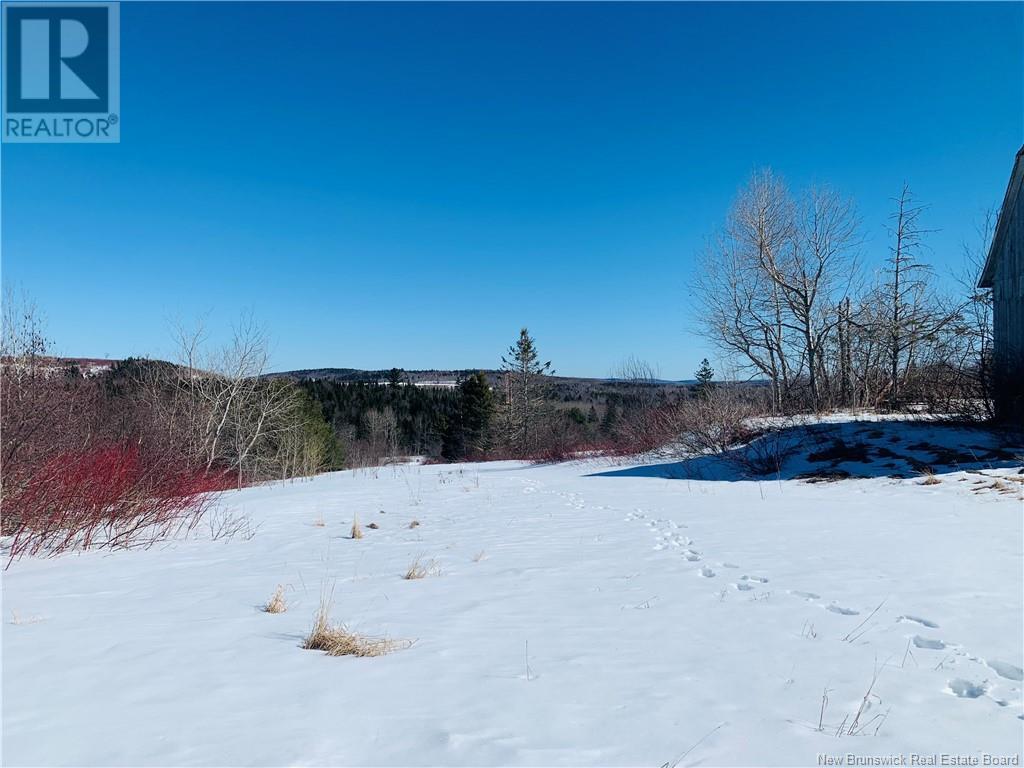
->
[[2, 1, 1021, 379]]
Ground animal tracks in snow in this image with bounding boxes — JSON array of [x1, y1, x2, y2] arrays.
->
[[897, 628, 1021, 706], [946, 678, 987, 699], [625, 507, 776, 586], [558, 491, 587, 510], [619, 498, 1020, 719], [986, 660, 1023, 682], [628, 509, 709, 573], [826, 604, 860, 616]]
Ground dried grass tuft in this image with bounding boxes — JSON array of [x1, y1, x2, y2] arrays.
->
[[351, 514, 363, 540], [918, 471, 941, 486], [408, 519, 420, 529], [302, 591, 407, 657], [403, 557, 438, 580], [262, 584, 288, 614]]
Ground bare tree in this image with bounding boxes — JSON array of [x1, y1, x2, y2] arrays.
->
[[882, 185, 929, 406], [726, 169, 799, 410], [607, 355, 680, 451], [693, 170, 861, 412], [876, 185, 957, 408], [612, 355, 661, 409], [1, 290, 57, 469], [951, 209, 997, 417], [155, 314, 301, 485], [364, 407, 399, 464], [694, 233, 791, 411], [693, 174, 981, 417], [756, 185, 861, 410], [843, 293, 891, 408]]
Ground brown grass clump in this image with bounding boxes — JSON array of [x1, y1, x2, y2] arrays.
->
[[918, 471, 941, 486], [990, 478, 1012, 494], [403, 557, 438, 580], [969, 477, 1019, 496], [408, 519, 420, 529], [301, 594, 407, 657], [351, 514, 363, 539], [312, 513, 326, 528], [262, 585, 287, 614], [368, 522, 379, 529]]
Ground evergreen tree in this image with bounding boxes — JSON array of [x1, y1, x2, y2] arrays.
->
[[386, 368, 405, 388], [441, 372, 496, 461], [600, 401, 618, 436], [460, 372, 495, 455], [566, 407, 587, 426], [500, 328, 553, 454], [695, 358, 715, 400], [440, 416, 464, 461]]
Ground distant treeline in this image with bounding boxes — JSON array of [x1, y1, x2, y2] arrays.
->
[[299, 357, 703, 466], [300, 378, 462, 463]]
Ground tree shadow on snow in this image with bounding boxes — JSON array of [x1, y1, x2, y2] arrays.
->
[[588, 419, 1024, 483]]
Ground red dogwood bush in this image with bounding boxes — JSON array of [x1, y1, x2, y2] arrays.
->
[[3, 442, 233, 564]]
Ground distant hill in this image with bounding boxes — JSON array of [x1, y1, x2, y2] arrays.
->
[[58, 359, 761, 397], [18, 356, 120, 376], [265, 367, 710, 409], [266, 368, 486, 385], [266, 367, 699, 387]]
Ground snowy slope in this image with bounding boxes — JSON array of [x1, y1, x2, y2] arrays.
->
[[3, 422, 1022, 766]]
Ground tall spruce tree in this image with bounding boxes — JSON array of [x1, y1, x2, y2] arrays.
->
[[694, 358, 715, 400], [500, 328, 552, 454], [600, 400, 618, 437]]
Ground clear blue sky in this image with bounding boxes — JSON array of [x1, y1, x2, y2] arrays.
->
[[2, 2, 1021, 379]]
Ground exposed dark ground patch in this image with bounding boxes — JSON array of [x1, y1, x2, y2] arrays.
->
[[592, 419, 1024, 484]]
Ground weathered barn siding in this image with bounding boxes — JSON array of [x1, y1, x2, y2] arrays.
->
[[980, 146, 1024, 424]]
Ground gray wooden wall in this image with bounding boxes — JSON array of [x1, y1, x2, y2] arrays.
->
[[992, 172, 1024, 423]]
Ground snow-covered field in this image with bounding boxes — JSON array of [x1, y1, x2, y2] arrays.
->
[[3, 420, 1022, 766]]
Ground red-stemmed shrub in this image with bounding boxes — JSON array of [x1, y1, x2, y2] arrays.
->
[[3, 442, 233, 564]]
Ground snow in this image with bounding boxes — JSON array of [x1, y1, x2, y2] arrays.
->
[[3, 420, 1022, 766]]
